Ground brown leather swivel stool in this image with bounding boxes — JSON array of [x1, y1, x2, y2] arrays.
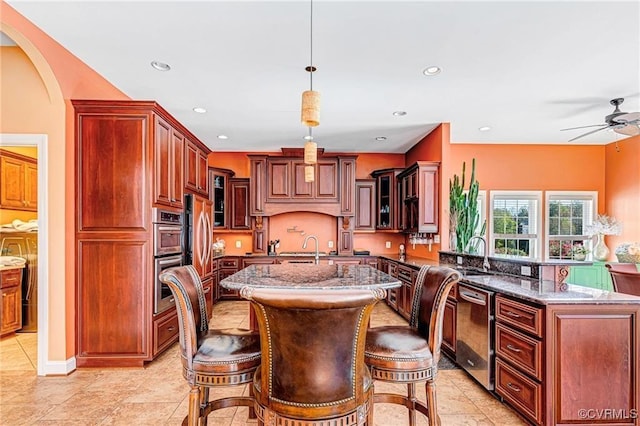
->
[[244, 286, 386, 426], [160, 265, 261, 426], [606, 263, 640, 296], [365, 265, 461, 426]]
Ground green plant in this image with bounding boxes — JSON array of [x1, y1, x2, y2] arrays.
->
[[449, 158, 485, 253], [571, 245, 589, 255]]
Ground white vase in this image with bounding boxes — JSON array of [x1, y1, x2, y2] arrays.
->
[[592, 234, 610, 261]]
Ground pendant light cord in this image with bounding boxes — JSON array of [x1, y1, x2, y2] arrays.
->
[[309, 0, 314, 91]]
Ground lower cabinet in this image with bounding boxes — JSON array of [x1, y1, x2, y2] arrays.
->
[[441, 284, 457, 357], [396, 265, 414, 320], [566, 261, 613, 291], [1, 268, 23, 336], [217, 257, 240, 299], [152, 307, 179, 357], [202, 277, 213, 319]]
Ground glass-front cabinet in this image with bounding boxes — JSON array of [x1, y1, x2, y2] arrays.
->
[[371, 168, 403, 231], [209, 167, 235, 229]]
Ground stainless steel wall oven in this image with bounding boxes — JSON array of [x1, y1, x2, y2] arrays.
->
[[152, 208, 183, 314]]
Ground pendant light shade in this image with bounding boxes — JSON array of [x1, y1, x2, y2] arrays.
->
[[301, 90, 321, 127], [304, 165, 315, 182], [304, 140, 318, 164]]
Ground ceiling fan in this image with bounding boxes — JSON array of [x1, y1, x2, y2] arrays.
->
[[561, 98, 640, 142]]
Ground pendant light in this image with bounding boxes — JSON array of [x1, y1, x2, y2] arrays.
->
[[301, 0, 319, 178]]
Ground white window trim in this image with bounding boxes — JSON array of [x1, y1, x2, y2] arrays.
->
[[489, 190, 543, 260], [544, 191, 598, 261]]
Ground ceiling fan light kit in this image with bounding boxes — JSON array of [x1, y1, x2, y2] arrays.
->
[[562, 97, 640, 141]]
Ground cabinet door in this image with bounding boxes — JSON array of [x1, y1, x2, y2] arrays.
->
[[24, 161, 38, 211], [340, 157, 356, 215], [1, 285, 21, 335], [292, 161, 313, 198], [267, 159, 291, 200], [170, 129, 184, 208], [250, 156, 267, 215], [153, 117, 172, 207], [202, 278, 213, 320], [355, 179, 375, 231], [211, 172, 228, 229], [230, 178, 250, 229], [442, 299, 457, 355], [316, 160, 338, 200], [418, 164, 439, 233], [197, 149, 209, 194], [185, 140, 208, 195]]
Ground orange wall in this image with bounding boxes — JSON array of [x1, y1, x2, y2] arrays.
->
[[605, 135, 640, 251], [2, 0, 129, 363]]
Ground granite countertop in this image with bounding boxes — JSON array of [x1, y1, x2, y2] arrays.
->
[[220, 263, 401, 290], [377, 254, 439, 268], [438, 250, 592, 266], [461, 273, 640, 305]]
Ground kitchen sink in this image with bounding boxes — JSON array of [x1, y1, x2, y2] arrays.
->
[[278, 251, 328, 257]]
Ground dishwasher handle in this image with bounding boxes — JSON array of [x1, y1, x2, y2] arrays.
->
[[458, 288, 489, 305]]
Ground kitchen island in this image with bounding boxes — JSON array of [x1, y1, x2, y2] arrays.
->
[[458, 272, 640, 426]]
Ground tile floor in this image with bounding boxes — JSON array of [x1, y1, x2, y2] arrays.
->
[[0, 301, 526, 425]]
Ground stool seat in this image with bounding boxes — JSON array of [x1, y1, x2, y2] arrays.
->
[[192, 328, 261, 373], [365, 326, 434, 372]]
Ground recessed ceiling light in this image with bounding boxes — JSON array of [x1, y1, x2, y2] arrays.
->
[[423, 66, 441, 76], [193, 107, 207, 114], [150, 60, 171, 71], [217, 135, 228, 140], [392, 111, 407, 116], [479, 126, 491, 132], [375, 136, 387, 141]]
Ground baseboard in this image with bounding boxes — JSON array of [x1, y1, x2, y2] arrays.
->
[[41, 356, 76, 376]]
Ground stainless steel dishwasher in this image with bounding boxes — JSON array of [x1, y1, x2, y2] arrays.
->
[[456, 282, 495, 390]]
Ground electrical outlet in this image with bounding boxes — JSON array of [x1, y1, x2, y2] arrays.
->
[[328, 240, 334, 248], [457, 256, 463, 265], [385, 241, 392, 249], [521, 266, 532, 276], [433, 234, 440, 243]]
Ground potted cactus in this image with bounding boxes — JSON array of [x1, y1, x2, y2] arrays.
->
[[449, 158, 485, 253]]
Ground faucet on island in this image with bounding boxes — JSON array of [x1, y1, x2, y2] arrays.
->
[[302, 235, 320, 265], [468, 236, 491, 272]]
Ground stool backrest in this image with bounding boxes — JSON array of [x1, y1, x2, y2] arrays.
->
[[412, 266, 461, 364], [246, 287, 385, 418], [159, 265, 210, 369], [606, 264, 640, 296]]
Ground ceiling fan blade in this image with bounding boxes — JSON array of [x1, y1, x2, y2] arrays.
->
[[560, 124, 607, 131], [614, 125, 640, 137], [613, 112, 640, 124], [568, 126, 611, 142]]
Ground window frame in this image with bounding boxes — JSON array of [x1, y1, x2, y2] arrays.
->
[[489, 190, 542, 259], [544, 191, 598, 261]]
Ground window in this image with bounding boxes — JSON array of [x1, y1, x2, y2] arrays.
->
[[546, 191, 597, 260], [490, 191, 542, 259]]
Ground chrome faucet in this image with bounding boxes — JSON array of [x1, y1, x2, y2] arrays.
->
[[302, 235, 320, 265], [468, 236, 491, 272]]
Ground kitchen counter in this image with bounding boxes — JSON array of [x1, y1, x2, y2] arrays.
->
[[462, 273, 640, 305], [377, 254, 439, 268]]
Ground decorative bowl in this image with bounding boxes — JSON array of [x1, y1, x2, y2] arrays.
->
[[615, 243, 640, 263]]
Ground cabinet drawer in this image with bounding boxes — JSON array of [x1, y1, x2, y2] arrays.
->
[[153, 309, 179, 356], [496, 323, 542, 380], [0, 269, 22, 288], [220, 258, 239, 269], [389, 262, 398, 277], [218, 285, 240, 299], [397, 265, 413, 283], [496, 295, 543, 338], [211, 258, 219, 272], [495, 358, 542, 425]]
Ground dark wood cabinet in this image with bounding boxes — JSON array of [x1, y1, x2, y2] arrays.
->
[[209, 168, 235, 229], [73, 100, 211, 366], [396, 265, 414, 320], [371, 168, 403, 231], [153, 116, 184, 209], [152, 307, 178, 357], [192, 195, 214, 279], [0, 149, 37, 212], [185, 139, 209, 196], [355, 179, 376, 231], [217, 257, 240, 299], [442, 283, 458, 357], [0, 268, 22, 336], [265, 158, 339, 203], [230, 178, 250, 230], [398, 162, 439, 233]]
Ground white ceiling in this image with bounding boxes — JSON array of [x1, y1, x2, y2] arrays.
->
[[6, 0, 640, 153]]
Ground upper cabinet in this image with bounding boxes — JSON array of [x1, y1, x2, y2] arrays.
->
[[209, 167, 235, 229], [185, 139, 209, 197], [355, 179, 376, 231], [153, 116, 184, 209], [0, 150, 37, 212], [230, 178, 250, 230], [371, 168, 403, 231], [398, 161, 440, 234], [248, 152, 357, 217]]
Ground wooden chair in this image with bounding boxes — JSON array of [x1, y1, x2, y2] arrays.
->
[[364, 265, 462, 426], [159, 265, 261, 426], [605, 263, 640, 296], [244, 286, 386, 426]]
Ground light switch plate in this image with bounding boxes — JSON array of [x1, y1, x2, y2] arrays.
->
[[385, 241, 392, 249], [328, 240, 334, 248]]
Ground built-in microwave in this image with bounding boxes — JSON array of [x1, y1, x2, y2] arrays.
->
[[152, 208, 183, 257]]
